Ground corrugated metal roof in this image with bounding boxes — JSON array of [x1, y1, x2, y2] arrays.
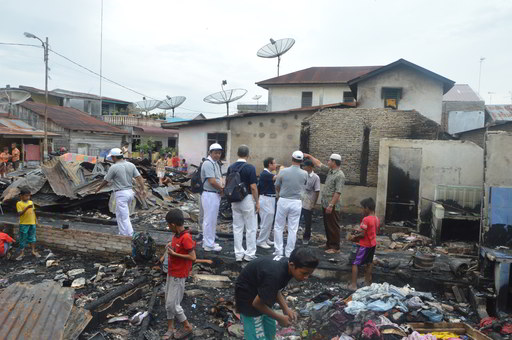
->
[[20, 101, 129, 134], [41, 157, 81, 198], [256, 66, 382, 88], [0, 118, 59, 137], [443, 84, 483, 102], [0, 281, 74, 340], [487, 105, 512, 122], [134, 125, 179, 136]]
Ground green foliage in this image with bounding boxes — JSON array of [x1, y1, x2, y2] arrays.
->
[[135, 138, 155, 154], [160, 147, 175, 156]]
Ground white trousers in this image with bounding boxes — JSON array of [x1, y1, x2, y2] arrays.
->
[[201, 191, 221, 248], [231, 195, 257, 258], [274, 197, 302, 257], [115, 189, 135, 236], [257, 195, 276, 245]]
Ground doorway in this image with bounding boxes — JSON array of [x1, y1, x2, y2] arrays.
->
[[385, 147, 422, 223]]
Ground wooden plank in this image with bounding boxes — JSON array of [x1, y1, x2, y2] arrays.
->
[[452, 286, 467, 303]]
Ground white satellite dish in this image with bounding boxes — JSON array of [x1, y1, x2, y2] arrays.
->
[[252, 95, 262, 112], [135, 99, 161, 116], [158, 96, 186, 117], [257, 38, 295, 76], [0, 88, 31, 117], [204, 86, 247, 116]]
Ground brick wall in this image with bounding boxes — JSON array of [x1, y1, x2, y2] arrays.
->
[[305, 108, 440, 186], [7, 223, 164, 258], [458, 123, 512, 148]]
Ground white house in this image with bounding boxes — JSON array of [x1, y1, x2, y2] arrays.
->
[[257, 59, 455, 124]]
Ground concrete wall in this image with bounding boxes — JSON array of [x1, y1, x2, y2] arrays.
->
[[442, 100, 485, 131], [375, 138, 484, 224], [316, 183, 377, 213], [305, 108, 440, 186], [177, 119, 231, 170], [458, 123, 512, 148], [268, 84, 352, 111], [356, 65, 445, 123], [228, 112, 311, 172]]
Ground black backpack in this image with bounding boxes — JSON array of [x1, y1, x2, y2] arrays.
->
[[190, 159, 213, 193], [224, 163, 249, 203], [131, 232, 156, 261]]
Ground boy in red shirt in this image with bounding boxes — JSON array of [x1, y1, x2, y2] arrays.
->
[[163, 209, 196, 340], [348, 198, 380, 291]]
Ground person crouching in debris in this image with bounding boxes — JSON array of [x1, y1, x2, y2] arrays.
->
[[16, 187, 40, 260], [348, 197, 379, 291], [0, 227, 14, 259], [156, 153, 166, 186], [95, 148, 147, 236], [235, 247, 319, 339], [163, 208, 196, 340]]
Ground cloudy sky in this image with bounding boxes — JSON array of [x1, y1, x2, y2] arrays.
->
[[1, 0, 511, 118]]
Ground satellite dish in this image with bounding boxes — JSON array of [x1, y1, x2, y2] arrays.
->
[[158, 96, 186, 117], [252, 95, 262, 112], [257, 38, 295, 76], [204, 88, 247, 116], [252, 95, 262, 101], [0, 88, 31, 117], [135, 99, 161, 116]]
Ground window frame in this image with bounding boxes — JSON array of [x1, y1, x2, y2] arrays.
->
[[301, 91, 313, 108], [207, 132, 227, 160], [381, 87, 402, 109]]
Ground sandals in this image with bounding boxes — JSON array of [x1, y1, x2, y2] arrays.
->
[[325, 249, 340, 254], [174, 328, 193, 339], [162, 330, 174, 340]]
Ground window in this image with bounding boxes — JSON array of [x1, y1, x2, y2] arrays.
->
[[207, 133, 227, 160], [343, 91, 355, 103], [168, 138, 177, 149], [301, 91, 313, 108], [381, 87, 402, 109]]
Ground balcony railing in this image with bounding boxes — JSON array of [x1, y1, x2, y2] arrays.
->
[[99, 115, 165, 127]]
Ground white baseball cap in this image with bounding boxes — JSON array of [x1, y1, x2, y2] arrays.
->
[[292, 150, 304, 161], [209, 143, 223, 151], [107, 148, 123, 157], [330, 153, 342, 161]]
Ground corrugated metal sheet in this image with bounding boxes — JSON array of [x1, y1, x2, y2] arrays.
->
[[0, 281, 74, 340], [443, 84, 483, 102], [256, 66, 382, 87], [487, 105, 512, 122], [448, 110, 485, 134], [0, 118, 59, 137], [134, 125, 179, 136], [20, 101, 129, 134], [41, 157, 79, 198]]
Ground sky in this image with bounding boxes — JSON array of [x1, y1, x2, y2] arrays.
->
[[1, 0, 511, 118]]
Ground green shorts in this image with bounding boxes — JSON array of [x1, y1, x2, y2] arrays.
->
[[241, 314, 276, 340], [19, 224, 36, 249]]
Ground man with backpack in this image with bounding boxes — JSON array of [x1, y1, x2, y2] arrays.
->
[[226, 145, 259, 262], [273, 151, 308, 260], [200, 143, 224, 252]]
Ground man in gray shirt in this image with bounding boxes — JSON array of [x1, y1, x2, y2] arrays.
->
[[96, 148, 146, 236], [200, 143, 224, 252], [273, 150, 308, 259]]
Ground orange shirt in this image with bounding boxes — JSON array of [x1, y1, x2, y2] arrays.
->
[[0, 152, 9, 163], [12, 148, 20, 162], [166, 158, 173, 167], [0, 232, 14, 255]]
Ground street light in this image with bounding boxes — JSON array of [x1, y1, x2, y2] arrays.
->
[[24, 31, 49, 160]]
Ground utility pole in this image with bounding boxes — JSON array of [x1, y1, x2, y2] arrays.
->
[[488, 92, 495, 105], [99, 0, 104, 115], [478, 57, 485, 95]]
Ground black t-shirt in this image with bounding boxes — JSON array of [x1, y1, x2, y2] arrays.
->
[[235, 257, 292, 316], [258, 170, 275, 195], [227, 161, 257, 193]]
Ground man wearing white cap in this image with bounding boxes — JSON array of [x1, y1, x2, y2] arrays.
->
[[304, 153, 345, 253], [273, 151, 308, 258], [95, 148, 146, 236], [201, 143, 224, 252]]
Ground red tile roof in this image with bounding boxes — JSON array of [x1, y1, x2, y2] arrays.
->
[[133, 125, 178, 136], [20, 102, 128, 134], [256, 66, 382, 88]]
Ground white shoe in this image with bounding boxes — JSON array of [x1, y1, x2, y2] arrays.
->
[[272, 250, 282, 256], [244, 255, 257, 262], [203, 245, 222, 252], [266, 240, 274, 246], [257, 243, 271, 249], [236, 257, 244, 262]]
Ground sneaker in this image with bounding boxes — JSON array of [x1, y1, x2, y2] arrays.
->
[[203, 245, 222, 252], [244, 255, 257, 262], [257, 243, 271, 249], [266, 240, 274, 246]]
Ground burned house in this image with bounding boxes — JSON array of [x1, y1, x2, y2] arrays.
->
[[12, 101, 128, 156]]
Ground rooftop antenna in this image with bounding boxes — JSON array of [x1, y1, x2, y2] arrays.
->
[[0, 86, 31, 118], [257, 38, 295, 76], [252, 95, 262, 112], [204, 80, 247, 116], [135, 98, 161, 116], [158, 96, 186, 118]]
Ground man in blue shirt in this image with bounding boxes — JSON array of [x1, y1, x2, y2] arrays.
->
[[256, 157, 277, 249], [227, 145, 260, 262]]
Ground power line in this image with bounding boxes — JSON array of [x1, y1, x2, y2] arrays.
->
[[0, 42, 41, 48]]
